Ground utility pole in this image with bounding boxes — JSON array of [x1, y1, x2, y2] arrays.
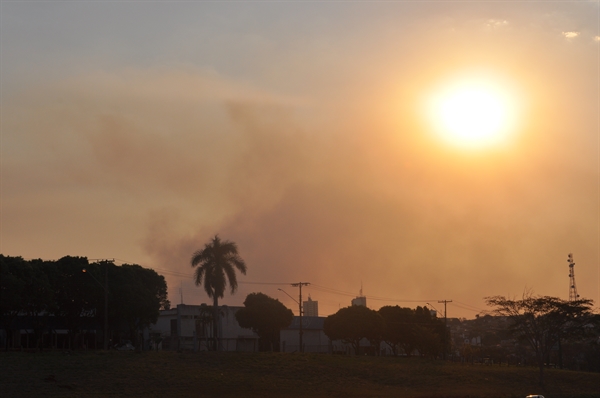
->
[[104, 262, 109, 350], [291, 282, 310, 352], [438, 299, 452, 360]]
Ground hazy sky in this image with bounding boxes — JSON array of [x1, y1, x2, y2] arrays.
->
[[2, 1, 599, 318]]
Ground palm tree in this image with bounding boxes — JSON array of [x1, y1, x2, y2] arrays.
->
[[190, 235, 247, 351]]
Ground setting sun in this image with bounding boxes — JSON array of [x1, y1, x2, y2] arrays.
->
[[427, 77, 518, 149]]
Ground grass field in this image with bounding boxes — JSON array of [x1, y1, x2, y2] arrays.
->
[[1, 351, 598, 398]]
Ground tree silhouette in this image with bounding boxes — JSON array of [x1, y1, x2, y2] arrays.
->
[[324, 305, 384, 355], [378, 305, 445, 357], [108, 262, 170, 350], [378, 306, 418, 356], [486, 293, 594, 387], [1, 255, 169, 351], [191, 235, 247, 351], [1, 256, 30, 351], [235, 292, 293, 351]]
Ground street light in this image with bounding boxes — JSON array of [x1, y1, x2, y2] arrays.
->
[[427, 302, 451, 360], [278, 288, 298, 305], [83, 263, 109, 350], [426, 303, 440, 317]]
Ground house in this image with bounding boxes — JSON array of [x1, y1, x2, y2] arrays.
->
[[149, 304, 259, 352], [280, 316, 330, 353]]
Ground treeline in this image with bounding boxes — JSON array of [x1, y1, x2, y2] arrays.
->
[[485, 294, 599, 378], [0, 255, 169, 351], [324, 305, 448, 356]]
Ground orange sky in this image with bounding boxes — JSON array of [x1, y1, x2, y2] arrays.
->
[[2, 2, 599, 318]]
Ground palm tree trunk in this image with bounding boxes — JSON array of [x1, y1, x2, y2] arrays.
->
[[213, 296, 219, 351]]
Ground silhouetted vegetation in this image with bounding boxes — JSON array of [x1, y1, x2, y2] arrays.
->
[[190, 235, 247, 351], [378, 305, 447, 358], [235, 292, 294, 351], [323, 305, 385, 355], [0, 255, 169, 351], [485, 293, 595, 386]]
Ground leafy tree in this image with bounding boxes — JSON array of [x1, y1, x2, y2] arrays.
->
[[19, 260, 55, 317], [106, 262, 169, 349], [190, 235, 247, 351], [378, 306, 418, 356], [235, 292, 294, 351], [324, 305, 384, 355], [19, 259, 55, 350], [0, 255, 169, 351], [486, 294, 594, 386], [414, 306, 447, 358], [378, 305, 446, 358], [414, 324, 443, 358], [52, 256, 98, 349], [0, 255, 27, 350]]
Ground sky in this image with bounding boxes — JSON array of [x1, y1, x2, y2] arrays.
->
[[1, 1, 599, 319]]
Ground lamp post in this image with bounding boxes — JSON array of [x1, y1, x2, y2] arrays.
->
[[83, 262, 109, 350], [278, 285, 309, 353], [426, 303, 439, 317], [278, 288, 298, 304], [427, 302, 451, 359]]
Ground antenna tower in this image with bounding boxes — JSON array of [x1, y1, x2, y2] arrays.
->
[[567, 253, 580, 301]]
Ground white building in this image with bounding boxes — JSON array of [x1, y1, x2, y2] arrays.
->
[[149, 304, 259, 352], [303, 296, 318, 317], [351, 296, 367, 307], [280, 316, 329, 353], [351, 285, 367, 307]]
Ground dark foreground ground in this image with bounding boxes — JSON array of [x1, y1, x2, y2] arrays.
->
[[0, 351, 598, 397]]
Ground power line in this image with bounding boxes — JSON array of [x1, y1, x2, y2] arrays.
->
[[452, 301, 486, 313], [22, 256, 486, 314], [366, 295, 436, 303], [311, 283, 435, 303], [134, 263, 486, 311]]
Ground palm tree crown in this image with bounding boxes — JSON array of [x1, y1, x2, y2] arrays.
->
[[190, 235, 247, 299], [191, 235, 247, 351]]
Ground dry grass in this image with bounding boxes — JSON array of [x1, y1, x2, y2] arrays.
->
[[1, 351, 598, 397]]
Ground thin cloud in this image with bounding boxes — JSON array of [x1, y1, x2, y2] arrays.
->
[[485, 19, 509, 29], [562, 31, 579, 39]]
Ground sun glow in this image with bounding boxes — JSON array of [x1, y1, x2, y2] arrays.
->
[[427, 76, 518, 149]]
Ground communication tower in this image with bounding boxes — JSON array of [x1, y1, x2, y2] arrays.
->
[[567, 253, 580, 301]]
